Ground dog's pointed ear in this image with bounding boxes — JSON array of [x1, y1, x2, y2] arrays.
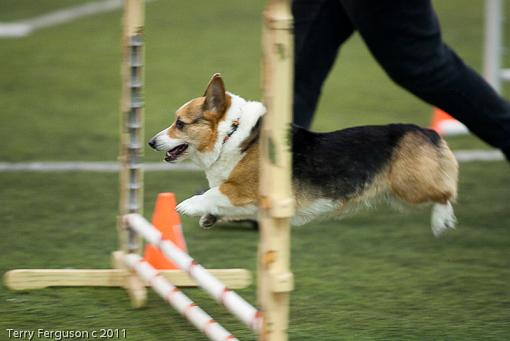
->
[[203, 73, 227, 114]]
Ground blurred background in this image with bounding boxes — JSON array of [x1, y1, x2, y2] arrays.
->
[[0, 1, 509, 340]]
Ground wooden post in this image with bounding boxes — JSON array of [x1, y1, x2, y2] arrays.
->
[[259, 0, 294, 340], [118, 0, 145, 254], [118, 0, 147, 307]]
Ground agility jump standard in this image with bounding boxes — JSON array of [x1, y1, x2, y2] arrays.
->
[[121, 0, 295, 338], [4, 0, 250, 291], [4, 0, 294, 340], [3, 0, 251, 301], [118, 0, 294, 337]]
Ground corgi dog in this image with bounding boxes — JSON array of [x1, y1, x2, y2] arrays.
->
[[148, 74, 459, 236]]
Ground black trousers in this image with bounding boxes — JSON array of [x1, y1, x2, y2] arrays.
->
[[293, 0, 510, 159]]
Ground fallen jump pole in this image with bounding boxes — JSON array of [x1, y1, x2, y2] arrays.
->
[[123, 253, 238, 341], [124, 213, 263, 333]]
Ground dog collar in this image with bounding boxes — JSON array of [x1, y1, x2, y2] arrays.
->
[[223, 118, 240, 144]]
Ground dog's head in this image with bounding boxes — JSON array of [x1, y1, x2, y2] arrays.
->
[[148, 73, 231, 163]]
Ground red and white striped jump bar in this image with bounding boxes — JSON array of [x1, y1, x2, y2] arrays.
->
[[123, 253, 237, 341], [124, 214, 262, 333]]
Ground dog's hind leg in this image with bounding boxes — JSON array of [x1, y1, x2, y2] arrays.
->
[[429, 141, 459, 236], [389, 132, 459, 236]]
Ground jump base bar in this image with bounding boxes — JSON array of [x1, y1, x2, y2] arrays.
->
[[4, 268, 251, 291]]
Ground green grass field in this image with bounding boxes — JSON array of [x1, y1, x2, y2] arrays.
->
[[1, 1, 509, 340]]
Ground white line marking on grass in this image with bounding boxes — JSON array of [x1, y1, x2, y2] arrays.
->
[[0, 150, 505, 172], [453, 149, 505, 162], [0, 0, 123, 38], [0, 162, 200, 172]]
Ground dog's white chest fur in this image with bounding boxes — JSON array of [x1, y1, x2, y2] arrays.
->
[[193, 93, 265, 187], [204, 154, 243, 187]]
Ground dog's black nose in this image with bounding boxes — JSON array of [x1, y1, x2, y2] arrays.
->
[[148, 138, 157, 149]]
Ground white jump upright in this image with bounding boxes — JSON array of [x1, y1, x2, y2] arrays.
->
[[483, 0, 509, 92], [124, 213, 263, 333]]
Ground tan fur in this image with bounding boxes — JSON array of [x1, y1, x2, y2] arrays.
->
[[389, 132, 458, 204], [293, 183, 320, 211], [345, 171, 391, 206], [219, 142, 259, 206]]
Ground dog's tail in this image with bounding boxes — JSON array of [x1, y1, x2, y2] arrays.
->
[[431, 201, 457, 237]]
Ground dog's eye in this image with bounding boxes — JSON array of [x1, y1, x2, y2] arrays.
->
[[175, 119, 185, 130]]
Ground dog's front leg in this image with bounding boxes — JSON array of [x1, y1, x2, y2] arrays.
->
[[176, 187, 257, 219]]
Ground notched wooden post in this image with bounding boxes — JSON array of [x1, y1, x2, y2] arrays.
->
[[258, 0, 295, 340], [118, 0, 145, 254], [117, 0, 147, 307]]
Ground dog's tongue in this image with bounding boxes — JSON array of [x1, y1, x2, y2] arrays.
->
[[165, 144, 188, 162]]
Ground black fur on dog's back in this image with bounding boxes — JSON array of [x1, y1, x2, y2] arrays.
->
[[291, 124, 441, 200]]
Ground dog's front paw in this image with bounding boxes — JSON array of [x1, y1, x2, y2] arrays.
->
[[199, 214, 219, 229], [176, 195, 207, 217]]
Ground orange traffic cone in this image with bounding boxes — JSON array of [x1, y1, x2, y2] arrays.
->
[[144, 192, 187, 269], [430, 108, 468, 136]]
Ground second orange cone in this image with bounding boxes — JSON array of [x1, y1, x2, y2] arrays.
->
[[144, 192, 187, 269], [430, 107, 468, 136]]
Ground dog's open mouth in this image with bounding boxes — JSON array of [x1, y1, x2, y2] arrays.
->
[[165, 144, 188, 162]]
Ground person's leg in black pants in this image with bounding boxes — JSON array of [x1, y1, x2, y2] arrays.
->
[[293, 0, 510, 159], [292, 0, 354, 128], [340, 0, 510, 159]]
